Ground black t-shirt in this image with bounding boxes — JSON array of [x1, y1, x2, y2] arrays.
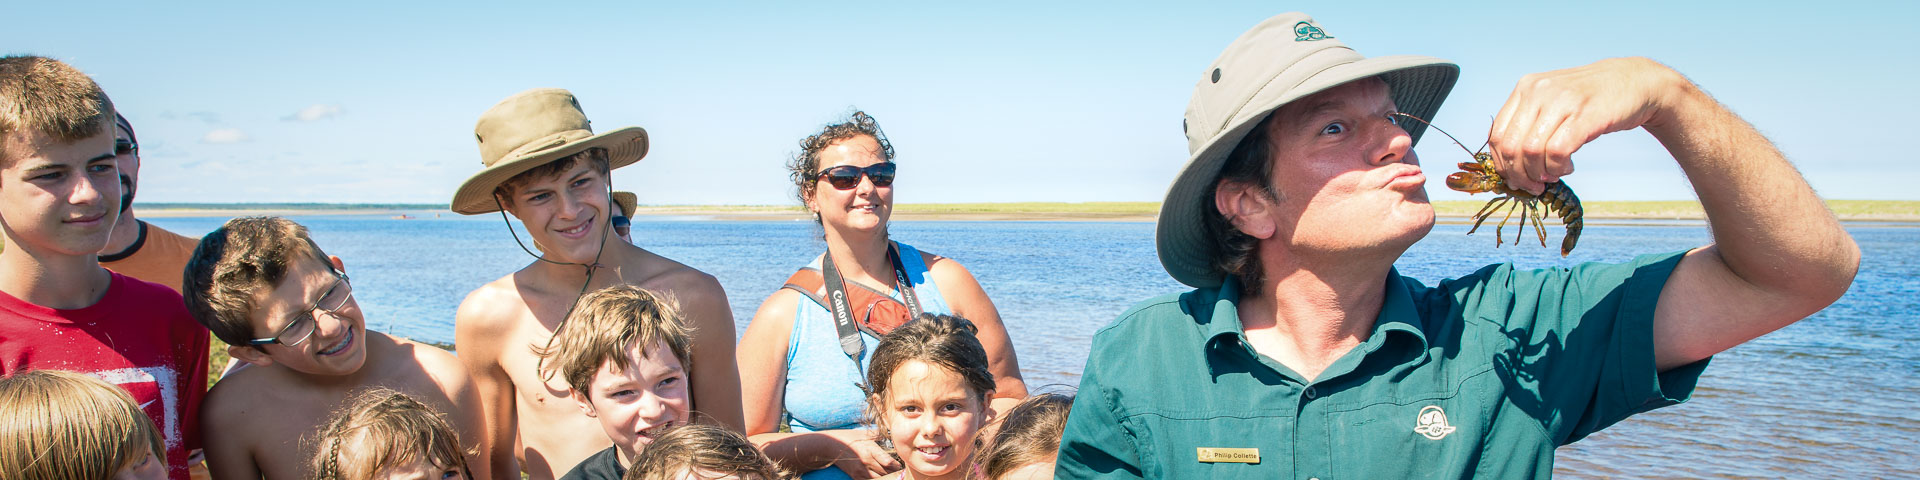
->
[[559, 447, 626, 480]]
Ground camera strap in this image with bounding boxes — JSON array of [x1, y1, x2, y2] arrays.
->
[[820, 241, 922, 363]]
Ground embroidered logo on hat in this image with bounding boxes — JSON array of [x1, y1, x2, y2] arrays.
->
[[1293, 21, 1332, 41], [1413, 405, 1456, 440]]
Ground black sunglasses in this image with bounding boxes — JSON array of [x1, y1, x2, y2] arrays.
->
[[115, 139, 138, 156], [816, 162, 896, 190]]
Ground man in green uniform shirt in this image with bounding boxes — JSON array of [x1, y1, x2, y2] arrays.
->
[[1057, 12, 1859, 479]]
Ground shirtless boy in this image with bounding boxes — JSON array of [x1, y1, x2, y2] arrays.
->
[[183, 216, 491, 479], [451, 88, 741, 479]]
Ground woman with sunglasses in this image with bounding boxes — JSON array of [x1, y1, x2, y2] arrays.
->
[[737, 111, 1028, 479]]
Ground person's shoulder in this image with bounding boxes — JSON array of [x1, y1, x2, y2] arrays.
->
[[107, 271, 183, 304], [625, 250, 727, 309], [1101, 289, 1202, 337], [373, 333, 475, 393], [202, 359, 284, 413], [456, 275, 526, 327], [144, 223, 199, 249], [558, 446, 623, 480]]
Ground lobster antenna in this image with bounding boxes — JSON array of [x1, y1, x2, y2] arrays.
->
[[1392, 112, 1476, 157]]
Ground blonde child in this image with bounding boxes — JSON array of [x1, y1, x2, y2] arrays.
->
[[538, 285, 695, 480], [977, 393, 1073, 480], [309, 388, 472, 480], [624, 424, 786, 480], [0, 369, 168, 480], [863, 314, 997, 480]]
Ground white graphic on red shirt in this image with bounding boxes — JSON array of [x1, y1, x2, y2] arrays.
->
[[86, 368, 183, 451]]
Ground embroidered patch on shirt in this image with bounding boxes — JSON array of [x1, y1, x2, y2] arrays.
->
[[1197, 447, 1260, 463], [1414, 405, 1457, 440]]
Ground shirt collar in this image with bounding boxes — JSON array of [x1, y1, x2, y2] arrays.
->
[[1197, 271, 1430, 363]]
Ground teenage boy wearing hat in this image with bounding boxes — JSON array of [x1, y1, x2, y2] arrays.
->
[[451, 88, 742, 480], [1057, 12, 1857, 479], [0, 55, 209, 480], [99, 112, 200, 293]]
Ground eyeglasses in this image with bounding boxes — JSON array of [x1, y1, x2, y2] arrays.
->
[[247, 272, 354, 348], [816, 162, 896, 190], [114, 139, 138, 157]]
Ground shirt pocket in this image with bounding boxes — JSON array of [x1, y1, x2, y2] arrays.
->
[[1322, 367, 1499, 479], [1120, 408, 1294, 479]]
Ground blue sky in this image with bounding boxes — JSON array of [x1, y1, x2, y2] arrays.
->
[[8, 1, 1913, 205]]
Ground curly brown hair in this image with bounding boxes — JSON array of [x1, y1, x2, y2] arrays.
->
[[786, 110, 895, 210], [181, 216, 335, 346]]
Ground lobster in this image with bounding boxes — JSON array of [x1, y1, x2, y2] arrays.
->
[[1394, 113, 1585, 256]]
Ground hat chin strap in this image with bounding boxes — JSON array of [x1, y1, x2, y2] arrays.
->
[[494, 188, 615, 383]]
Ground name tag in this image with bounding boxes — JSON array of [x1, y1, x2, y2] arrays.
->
[[1197, 447, 1260, 463]]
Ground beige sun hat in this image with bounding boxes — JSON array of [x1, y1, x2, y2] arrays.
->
[[1157, 12, 1461, 288], [452, 88, 649, 215], [610, 191, 638, 217]]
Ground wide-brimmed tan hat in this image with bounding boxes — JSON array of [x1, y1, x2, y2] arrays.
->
[[452, 88, 649, 215], [1156, 12, 1460, 288], [610, 191, 638, 217]]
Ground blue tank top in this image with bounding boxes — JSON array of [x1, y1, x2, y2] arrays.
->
[[783, 242, 949, 433]]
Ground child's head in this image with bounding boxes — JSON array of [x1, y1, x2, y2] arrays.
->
[[0, 369, 167, 480], [538, 284, 694, 463], [310, 388, 470, 480], [183, 216, 366, 375], [624, 424, 786, 480], [978, 392, 1073, 480], [0, 55, 121, 258], [864, 313, 996, 480]]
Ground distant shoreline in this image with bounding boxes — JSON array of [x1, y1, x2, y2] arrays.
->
[[135, 200, 1920, 224]]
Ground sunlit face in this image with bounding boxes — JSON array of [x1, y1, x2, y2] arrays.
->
[[805, 135, 892, 238], [1258, 78, 1432, 256], [502, 160, 612, 263], [109, 449, 165, 480], [0, 128, 120, 257], [238, 256, 367, 375], [574, 339, 691, 464], [880, 360, 988, 480], [368, 457, 467, 480]]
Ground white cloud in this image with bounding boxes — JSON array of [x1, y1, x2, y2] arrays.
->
[[201, 128, 250, 144], [285, 104, 343, 122]]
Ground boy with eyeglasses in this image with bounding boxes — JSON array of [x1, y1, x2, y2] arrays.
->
[[0, 55, 209, 480], [182, 216, 493, 480]]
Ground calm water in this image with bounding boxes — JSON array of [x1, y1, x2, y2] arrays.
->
[[149, 215, 1919, 478]]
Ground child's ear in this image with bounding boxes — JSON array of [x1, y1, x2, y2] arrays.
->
[[573, 391, 597, 418], [227, 344, 274, 368]]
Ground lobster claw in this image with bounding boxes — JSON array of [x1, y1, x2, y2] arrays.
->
[[1445, 172, 1479, 192]]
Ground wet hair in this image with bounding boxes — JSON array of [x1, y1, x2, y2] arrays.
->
[[492, 147, 611, 207], [0, 369, 167, 480], [624, 424, 788, 480], [863, 313, 996, 433], [182, 216, 335, 346], [309, 388, 471, 480], [979, 392, 1074, 480], [1204, 114, 1280, 295], [785, 110, 895, 210], [535, 284, 693, 396], [0, 55, 115, 168]]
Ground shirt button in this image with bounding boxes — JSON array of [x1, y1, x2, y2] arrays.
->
[[1305, 386, 1318, 399]]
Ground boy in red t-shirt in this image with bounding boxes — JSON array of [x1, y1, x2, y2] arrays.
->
[[0, 55, 210, 480]]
